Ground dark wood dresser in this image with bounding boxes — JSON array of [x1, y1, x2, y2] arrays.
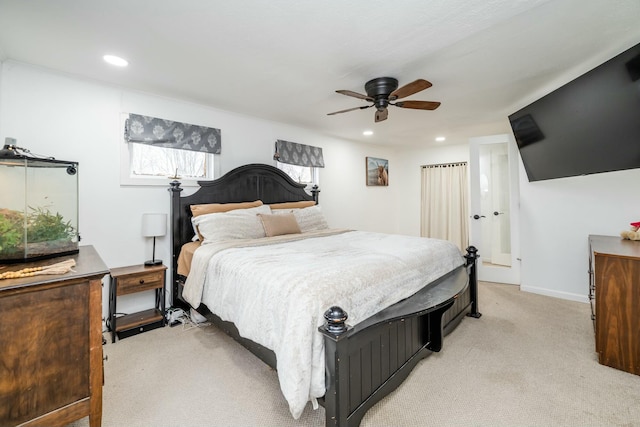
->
[[0, 245, 108, 427], [589, 235, 640, 375]]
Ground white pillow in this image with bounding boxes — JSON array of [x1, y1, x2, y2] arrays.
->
[[293, 205, 329, 232], [270, 208, 295, 215], [196, 204, 271, 243], [191, 204, 269, 240]]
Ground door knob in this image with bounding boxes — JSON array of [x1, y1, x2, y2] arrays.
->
[[472, 214, 486, 220]]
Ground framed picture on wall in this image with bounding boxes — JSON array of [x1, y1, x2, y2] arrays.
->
[[366, 157, 389, 186]]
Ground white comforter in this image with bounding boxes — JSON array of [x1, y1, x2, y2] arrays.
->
[[183, 230, 463, 419]]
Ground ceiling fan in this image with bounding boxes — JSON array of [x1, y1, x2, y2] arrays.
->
[[327, 77, 441, 123]]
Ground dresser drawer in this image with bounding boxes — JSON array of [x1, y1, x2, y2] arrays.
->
[[117, 270, 164, 295]]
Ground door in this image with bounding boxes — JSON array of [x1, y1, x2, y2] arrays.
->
[[469, 134, 520, 284]]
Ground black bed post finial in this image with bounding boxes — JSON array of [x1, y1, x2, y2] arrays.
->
[[311, 185, 320, 204], [169, 180, 182, 193], [464, 246, 482, 319], [465, 245, 478, 264], [324, 306, 348, 335]]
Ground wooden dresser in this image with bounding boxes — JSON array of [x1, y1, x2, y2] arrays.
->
[[589, 235, 640, 375], [0, 245, 107, 427]]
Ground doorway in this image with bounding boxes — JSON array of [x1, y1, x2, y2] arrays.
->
[[469, 134, 520, 285]]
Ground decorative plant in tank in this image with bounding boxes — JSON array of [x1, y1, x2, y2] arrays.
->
[[27, 206, 77, 254], [27, 207, 76, 243], [0, 209, 23, 256], [0, 207, 77, 258]]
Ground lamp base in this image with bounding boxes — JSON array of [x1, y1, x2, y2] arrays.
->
[[144, 259, 163, 266]]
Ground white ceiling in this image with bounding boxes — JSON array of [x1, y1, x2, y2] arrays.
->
[[0, 0, 639, 147]]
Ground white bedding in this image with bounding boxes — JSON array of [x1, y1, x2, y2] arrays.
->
[[183, 230, 463, 419]]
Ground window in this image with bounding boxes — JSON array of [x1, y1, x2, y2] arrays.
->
[[121, 142, 216, 186], [273, 139, 324, 187], [120, 113, 219, 186], [131, 144, 207, 179], [276, 162, 317, 185]]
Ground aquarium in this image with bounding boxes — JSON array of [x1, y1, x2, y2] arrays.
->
[[0, 144, 79, 263]]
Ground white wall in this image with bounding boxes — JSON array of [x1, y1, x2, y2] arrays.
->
[[0, 61, 401, 320], [518, 161, 640, 302]]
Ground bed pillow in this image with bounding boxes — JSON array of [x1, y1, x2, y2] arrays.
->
[[257, 213, 302, 237], [196, 204, 271, 243], [268, 200, 316, 210], [190, 201, 264, 239], [293, 205, 329, 232], [190, 200, 263, 217]]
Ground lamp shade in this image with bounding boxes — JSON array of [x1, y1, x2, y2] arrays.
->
[[141, 213, 167, 237]]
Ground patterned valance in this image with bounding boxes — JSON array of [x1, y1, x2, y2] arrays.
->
[[273, 140, 324, 168], [124, 113, 221, 154]]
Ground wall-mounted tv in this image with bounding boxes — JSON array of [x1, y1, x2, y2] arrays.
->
[[509, 41, 640, 182]]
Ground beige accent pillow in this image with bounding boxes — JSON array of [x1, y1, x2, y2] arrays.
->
[[268, 200, 315, 210], [190, 200, 263, 217], [257, 213, 302, 237]]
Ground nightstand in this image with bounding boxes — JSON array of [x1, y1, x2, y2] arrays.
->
[[108, 263, 167, 342]]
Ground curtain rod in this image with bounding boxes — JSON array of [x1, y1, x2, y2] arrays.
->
[[422, 161, 467, 168]]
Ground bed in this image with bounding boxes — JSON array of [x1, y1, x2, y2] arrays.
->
[[169, 163, 481, 427]]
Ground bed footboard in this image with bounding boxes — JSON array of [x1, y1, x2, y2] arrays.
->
[[319, 248, 479, 427]]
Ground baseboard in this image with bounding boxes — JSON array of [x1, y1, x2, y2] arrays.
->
[[520, 285, 589, 304]]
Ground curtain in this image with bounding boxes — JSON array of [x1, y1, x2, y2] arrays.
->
[[273, 139, 324, 168], [124, 113, 221, 154], [421, 162, 469, 252]]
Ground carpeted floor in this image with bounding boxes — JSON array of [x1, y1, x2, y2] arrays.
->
[[70, 282, 640, 427]]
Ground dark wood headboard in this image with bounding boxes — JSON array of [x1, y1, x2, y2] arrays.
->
[[168, 163, 319, 307]]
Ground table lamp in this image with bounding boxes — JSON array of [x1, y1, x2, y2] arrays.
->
[[141, 213, 167, 266]]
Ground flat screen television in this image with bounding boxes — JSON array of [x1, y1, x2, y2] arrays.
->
[[509, 41, 640, 182]]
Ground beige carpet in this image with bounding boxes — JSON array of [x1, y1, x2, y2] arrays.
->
[[70, 282, 640, 427]]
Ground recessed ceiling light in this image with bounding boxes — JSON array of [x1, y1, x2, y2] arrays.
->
[[363, 130, 373, 136], [435, 136, 446, 142], [103, 55, 128, 67]]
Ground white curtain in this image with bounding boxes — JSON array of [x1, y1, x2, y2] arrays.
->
[[421, 162, 469, 252]]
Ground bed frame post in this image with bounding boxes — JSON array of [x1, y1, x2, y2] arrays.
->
[[311, 184, 320, 204], [169, 180, 183, 308], [464, 246, 482, 319], [320, 306, 350, 427]]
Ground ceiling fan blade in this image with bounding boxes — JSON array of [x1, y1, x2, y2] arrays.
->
[[389, 79, 432, 100], [336, 89, 374, 101], [327, 105, 373, 116], [394, 100, 441, 110], [375, 108, 388, 122]]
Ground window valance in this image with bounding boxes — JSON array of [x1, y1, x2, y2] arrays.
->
[[273, 140, 324, 168], [124, 113, 221, 154]]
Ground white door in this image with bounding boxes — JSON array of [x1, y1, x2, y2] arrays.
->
[[469, 134, 520, 285]]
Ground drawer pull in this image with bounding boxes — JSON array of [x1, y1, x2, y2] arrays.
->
[[139, 279, 145, 284]]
